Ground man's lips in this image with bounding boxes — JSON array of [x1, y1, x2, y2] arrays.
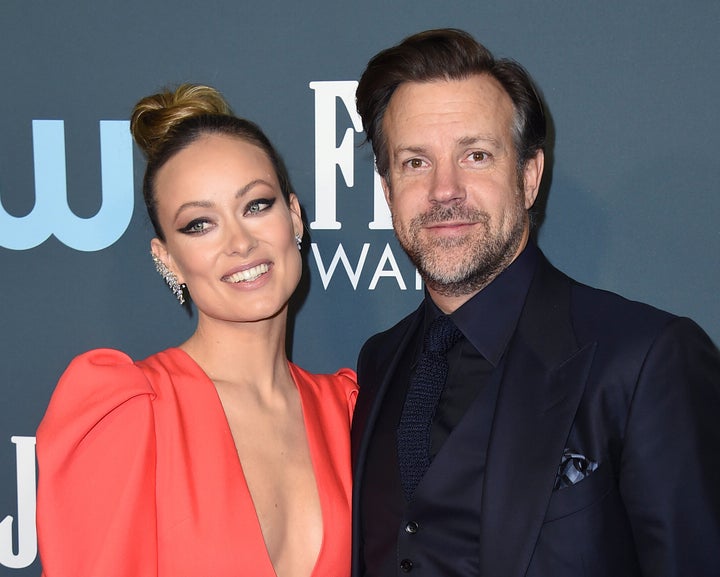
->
[[424, 220, 477, 230]]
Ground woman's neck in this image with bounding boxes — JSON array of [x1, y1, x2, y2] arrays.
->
[[178, 312, 292, 399]]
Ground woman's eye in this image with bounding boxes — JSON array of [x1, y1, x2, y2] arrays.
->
[[178, 219, 211, 234], [245, 197, 276, 215]]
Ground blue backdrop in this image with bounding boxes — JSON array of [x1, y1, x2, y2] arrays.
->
[[1, 1, 718, 574]]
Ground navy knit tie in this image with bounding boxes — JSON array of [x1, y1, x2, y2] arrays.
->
[[397, 314, 462, 501]]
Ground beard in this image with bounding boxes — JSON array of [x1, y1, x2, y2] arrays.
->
[[393, 193, 528, 298]]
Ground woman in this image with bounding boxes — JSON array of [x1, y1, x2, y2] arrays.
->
[[36, 84, 357, 577]]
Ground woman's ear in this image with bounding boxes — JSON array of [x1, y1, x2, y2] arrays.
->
[[150, 238, 184, 285], [288, 194, 304, 239]]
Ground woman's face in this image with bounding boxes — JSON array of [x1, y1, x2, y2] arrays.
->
[[151, 133, 303, 324]]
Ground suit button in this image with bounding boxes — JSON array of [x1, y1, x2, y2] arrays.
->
[[400, 559, 413, 572], [405, 521, 419, 534]]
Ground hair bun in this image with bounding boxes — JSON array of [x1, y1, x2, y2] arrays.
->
[[130, 84, 233, 159]]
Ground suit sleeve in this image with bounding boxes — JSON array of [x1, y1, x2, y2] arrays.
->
[[352, 339, 380, 463], [36, 349, 158, 577], [619, 318, 720, 576]]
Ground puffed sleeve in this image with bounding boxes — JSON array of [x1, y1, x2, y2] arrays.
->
[[37, 349, 158, 577], [336, 367, 359, 423]]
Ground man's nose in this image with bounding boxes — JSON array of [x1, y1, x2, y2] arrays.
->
[[428, 160, 466, 205]]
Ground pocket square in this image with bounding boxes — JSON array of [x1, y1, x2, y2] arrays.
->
[[554, 449, 598, 490]]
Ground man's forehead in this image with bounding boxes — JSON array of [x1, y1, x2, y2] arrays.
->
[[389, 74, 509, 105], [383, 78, 514, 154], [385, 76, 512, 125]]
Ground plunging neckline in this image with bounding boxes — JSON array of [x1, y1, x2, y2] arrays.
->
[[169, 347, 326, 577]]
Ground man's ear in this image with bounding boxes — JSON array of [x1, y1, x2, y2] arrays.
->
[[522, 150, 545, 209]]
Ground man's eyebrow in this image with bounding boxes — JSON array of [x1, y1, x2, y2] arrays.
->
[[392, 135, 505, 156], [392, 145, 428, 157], [458, 135, 504, 149]]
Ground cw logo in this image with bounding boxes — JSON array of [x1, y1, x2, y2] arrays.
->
[[0, 120, 133, 251]]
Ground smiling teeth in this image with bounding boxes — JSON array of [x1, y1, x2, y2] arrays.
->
[[225, 263, 269, 283]]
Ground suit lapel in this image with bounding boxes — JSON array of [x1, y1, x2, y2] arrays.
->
[[351, 305, 423, 464], [351, 304, 423, 576], [478, 259, 597, 577]]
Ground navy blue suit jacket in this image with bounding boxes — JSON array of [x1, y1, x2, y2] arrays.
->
[[352, 253, 720, 576]]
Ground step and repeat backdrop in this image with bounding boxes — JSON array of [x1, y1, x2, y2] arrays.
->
[[2, 1, 719, 574]]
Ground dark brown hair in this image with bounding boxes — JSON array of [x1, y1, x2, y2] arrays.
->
[[356, 28, 546, 178], [130, 84, 293, 240]]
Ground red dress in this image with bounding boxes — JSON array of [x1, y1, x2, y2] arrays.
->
[[36, 348, 357, 577]]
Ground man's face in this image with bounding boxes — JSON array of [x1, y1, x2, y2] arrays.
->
[[381, 74, 543, 311]]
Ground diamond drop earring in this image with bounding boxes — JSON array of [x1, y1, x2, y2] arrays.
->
[[295, 233, 303, 251], [152, 253, 186, 305]]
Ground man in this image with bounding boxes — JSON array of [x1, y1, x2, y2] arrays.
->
[[351, 28, 720, 577]]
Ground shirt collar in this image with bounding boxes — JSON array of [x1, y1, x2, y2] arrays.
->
[[425, 241, 539, 366]]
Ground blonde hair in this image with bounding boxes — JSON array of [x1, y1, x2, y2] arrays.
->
[[131, 84, 232, 161]]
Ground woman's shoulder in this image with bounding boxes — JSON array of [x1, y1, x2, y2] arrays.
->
[[290, 363, 357, 392], [37, 348, 169, 441], [57, 347, 157, 395], [36, 349, 164, 574], [289, 363, 358, 416]]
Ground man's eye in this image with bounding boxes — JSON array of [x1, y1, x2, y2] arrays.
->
[[470, 151, 489, 162], [246, 198, 276, 215], [406, 158, 424, 169]]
